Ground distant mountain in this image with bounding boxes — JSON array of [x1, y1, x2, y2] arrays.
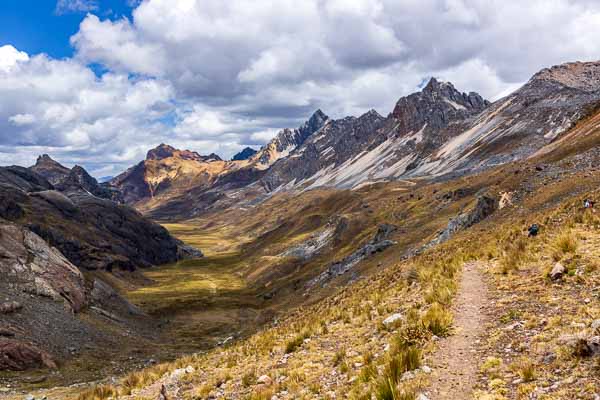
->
[[260, 78, 488, 190], [98, 175, 114, 183], [261, 61, 600, 190], [232, 147, 258, 161], [29, 155, 120, 201], [110, 143, 233, 205]]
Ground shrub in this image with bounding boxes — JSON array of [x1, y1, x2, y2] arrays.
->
[[552, 230, 578, 259], [333, 349, 345, 366]]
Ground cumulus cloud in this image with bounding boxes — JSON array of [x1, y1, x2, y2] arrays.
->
[[0, 45, 29, 72], [0, 49, 174, 175], [4, 0, 600, 176]]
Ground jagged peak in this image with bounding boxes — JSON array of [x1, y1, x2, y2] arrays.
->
[[145, 143, 220, 162], [34, 154, 68, 169]]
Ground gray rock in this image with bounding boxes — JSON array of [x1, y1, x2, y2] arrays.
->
[[383, 313, 404, 327], [550, 262, 566, 280]]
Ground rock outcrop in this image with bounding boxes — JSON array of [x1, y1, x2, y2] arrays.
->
[[0, 221, 86, 312], [306, 224, 397, 289], [0, 166, 202, 271], [428, 194, 498, 248], [0, 339, 57, 371]]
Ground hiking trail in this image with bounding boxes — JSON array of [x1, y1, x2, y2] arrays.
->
[[425, 261, 490, 399]]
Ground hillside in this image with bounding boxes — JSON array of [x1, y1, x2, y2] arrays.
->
[[3, 60, 600, 400], [13, 107, 600, 399]]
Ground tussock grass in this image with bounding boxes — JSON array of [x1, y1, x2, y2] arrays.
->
[[284, 328, 312, 353], [76, 385, 118, 400], [515, 358, 536, 382], [500, 235, 529, 274], [421, 302, 453, 337], [551, 229, 578, 260]]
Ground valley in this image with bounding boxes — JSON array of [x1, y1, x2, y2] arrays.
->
[[1, 60, 600, 400]]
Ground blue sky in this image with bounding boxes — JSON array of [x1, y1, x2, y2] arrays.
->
[[0, 1, 135, 59], [1, 0, 600, 178]]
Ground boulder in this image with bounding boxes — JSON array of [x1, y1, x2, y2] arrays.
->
[[0, 301, 22, 314], [550, 262, 566, 280], [0, 339, 57, 371], [257, 374, 273, 386], [383, 313, 405, 328]]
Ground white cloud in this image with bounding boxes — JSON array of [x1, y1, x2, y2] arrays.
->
[[0, 45, 29, 73], [9, 113, 36, 126], [3, 0, 600, 176]]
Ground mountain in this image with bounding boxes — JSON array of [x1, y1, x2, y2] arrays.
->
[[232, 147, 258, 161], [0, 166, 201, 271], [109, 143, 236, 206], [257, 61, 600, 192], [29, 154, 70, 185], [109, 111, 330, 216], [29, 155, 120, 201]]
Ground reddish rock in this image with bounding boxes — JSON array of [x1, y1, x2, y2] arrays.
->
[[0, 339, 57, 371]]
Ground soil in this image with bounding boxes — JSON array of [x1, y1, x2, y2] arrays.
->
[[426, 262, 490, 399]]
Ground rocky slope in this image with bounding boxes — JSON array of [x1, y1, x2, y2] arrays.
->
[[0, 166, 201, 271]]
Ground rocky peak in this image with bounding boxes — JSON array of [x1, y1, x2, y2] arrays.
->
[[30, 154, 70, 186], [391, 79, 489, 135], [232, 147, 258, 161], [33, 154, 68, 171], [146, 143, 179, 160], [146, 144, 221, 162], [253, 110, 330, 166], [299, 109, 329, 136], [68, 165, 97, 187]]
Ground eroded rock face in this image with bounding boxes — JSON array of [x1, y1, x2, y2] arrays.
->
[[0, 221, 86, 312]]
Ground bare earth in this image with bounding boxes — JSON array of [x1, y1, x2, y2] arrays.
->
[[427, 262, 490, 400]]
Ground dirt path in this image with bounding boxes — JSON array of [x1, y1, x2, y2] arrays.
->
[[426, 262, 490, 400]]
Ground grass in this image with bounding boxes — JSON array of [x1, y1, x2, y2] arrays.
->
[[284, 328, 312, 354], [76, 385, 118, 400], [421, 302, 453, 337], [551, 229, 578, 260]]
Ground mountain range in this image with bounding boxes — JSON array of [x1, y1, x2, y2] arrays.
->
[[3, 59, 600, 398], [106, 61, 600, 219]]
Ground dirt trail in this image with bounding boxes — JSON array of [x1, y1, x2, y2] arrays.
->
[[426, 262, 490, 400]]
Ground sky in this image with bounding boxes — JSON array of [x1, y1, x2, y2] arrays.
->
[[1, 0, 600, 178]]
